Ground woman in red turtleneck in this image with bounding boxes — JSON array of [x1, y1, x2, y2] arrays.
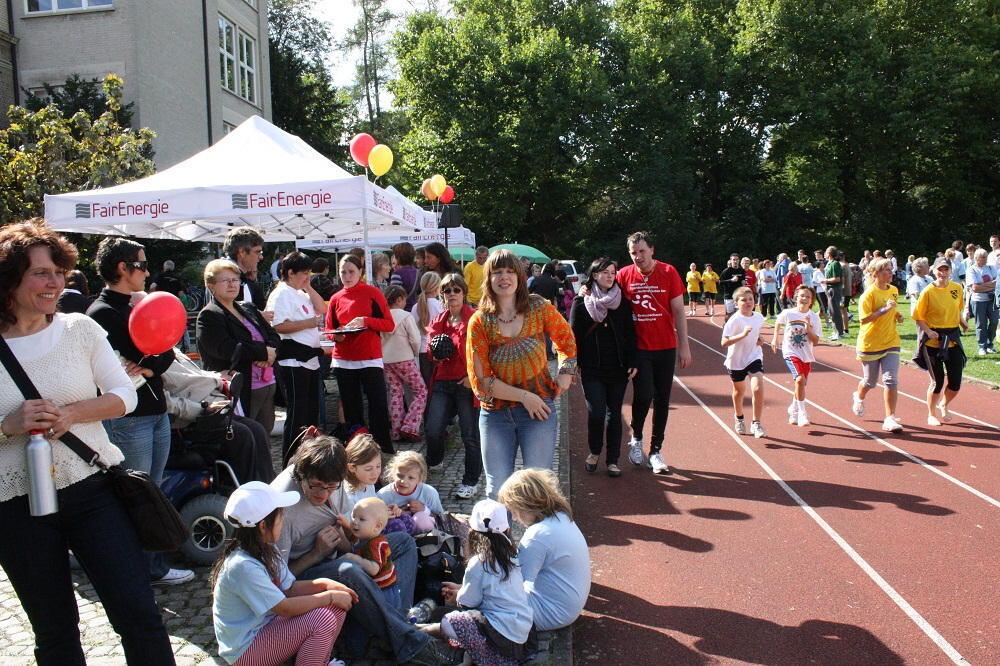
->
[[325, 255, 396, 453]]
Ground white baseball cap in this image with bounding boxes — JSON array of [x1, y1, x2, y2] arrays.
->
[[469, 499, 510, 536], [225, 481, 300, 528]]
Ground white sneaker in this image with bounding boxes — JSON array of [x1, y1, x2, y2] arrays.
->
[[937, 402, 951, 422], [796, 408, 810, 427], [829, 333, 840, 341], [787, 402, 799, 424], [851, 392, 865, 417], [978, 348, 988, 356], [454, 484, 476, 500], [734, 419, 747, 435], [881, 416, 903, 433], [627, 437, 645, 466], [648, 452, 669, 474], [751, 421, 766, 438], [152, 568, 195, 586]]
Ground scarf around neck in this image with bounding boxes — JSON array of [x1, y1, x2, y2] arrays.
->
[[584, 283, 622, 323]]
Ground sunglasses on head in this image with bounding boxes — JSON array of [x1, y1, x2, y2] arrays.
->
[[441, 287, 463, 295], [127, 260, 148, 272]]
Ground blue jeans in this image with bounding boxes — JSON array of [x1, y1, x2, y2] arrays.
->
[[971, 299, 998, 349], [103, 412, 172, 580], [299, 531, 427, 662], [480, 399, 557, 499], [425, 379, 482, 486], [0, 473, 173, 666]]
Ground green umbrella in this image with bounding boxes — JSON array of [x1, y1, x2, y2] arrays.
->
[[489, 243, 550, 264], [450, 246, 475, 262]]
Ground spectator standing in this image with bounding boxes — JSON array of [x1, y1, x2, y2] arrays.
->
[[371, 252, 391, 290], [906, 258, 933, 316], [389, 242, 420, 309], [986, 234, 1000, 267], [570, 257, 636, 477], [467, 249, 577, 497], [425, 274, 481, 499], [0, 222, 174, 666], [149, 259, 185, 298], [741, 257, 757, 295], [758, 260, 778, 319], [701, 263, 719, 315], [774, 253, 790, 305], [966, 248, 998, 355], [616, 231, 690, 475], [197, 259, 280, 434], [411, 271, 443, 388], [326, 255, 396, 454], [463, 245, 489, 306], [424, 242, 460, 279], [87, 237, 193, 586], [781, 262, 803, 308], [56, 269, 92, 314], [267, 252, 328, 461], [820, 245, 846, 340], [223, 227, 267, 311], [309, 256, 337, 302], [381, 286, 426, 442]]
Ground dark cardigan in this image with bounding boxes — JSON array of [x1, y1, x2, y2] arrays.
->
[[196, 300, 280, 411], [569, 292, 637, 381]]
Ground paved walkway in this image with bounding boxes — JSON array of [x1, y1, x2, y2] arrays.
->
[[0, 374, 573, 664]]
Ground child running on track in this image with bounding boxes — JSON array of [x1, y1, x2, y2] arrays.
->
[[770, 285, 821, 427], [212, 482, 356, 666], [686, 263, 702, 316], [853, 258, 905, 432], [721, 287, 767, 438], [701, 264, 719, 316]]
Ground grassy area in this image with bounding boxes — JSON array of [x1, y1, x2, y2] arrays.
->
[[818, 295, 1000, 386]]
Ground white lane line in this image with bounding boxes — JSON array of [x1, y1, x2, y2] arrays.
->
[[687, 334, 1000, 511], [694, 315, 998, 430], [674, 375, 971, 665]]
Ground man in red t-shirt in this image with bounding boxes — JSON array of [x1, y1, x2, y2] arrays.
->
[[617, 231, 692, 474]]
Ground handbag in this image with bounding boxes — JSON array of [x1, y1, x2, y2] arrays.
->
[[0, 338, 189, 553]]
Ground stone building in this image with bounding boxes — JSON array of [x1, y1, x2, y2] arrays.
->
[[8, 0, 271, 167]]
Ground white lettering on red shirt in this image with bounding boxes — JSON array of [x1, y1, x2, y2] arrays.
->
[[618, 260, 685, 350]]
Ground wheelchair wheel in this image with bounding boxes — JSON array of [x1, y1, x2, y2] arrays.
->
[[179, 493, 232, 566]]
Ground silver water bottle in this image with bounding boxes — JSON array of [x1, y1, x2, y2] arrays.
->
[[26, 430, 58, 516]]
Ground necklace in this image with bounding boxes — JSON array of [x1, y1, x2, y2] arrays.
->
[[496, 311, 519, 324]]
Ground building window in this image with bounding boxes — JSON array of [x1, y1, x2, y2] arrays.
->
[[218, 16, 237, 94], [237, 32, 256, 104], [27, 0, 112, 13], [243, 0, 256, 7], [223, 121, 237, 135]]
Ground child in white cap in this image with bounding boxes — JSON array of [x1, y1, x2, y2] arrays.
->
[[420, 498, 535, 664], [211, 481, 359, 666]]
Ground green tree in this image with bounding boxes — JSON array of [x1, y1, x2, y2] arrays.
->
[[23, 73, 135, 128], [269, 0, 351, 163], [0, 74, 156, 224], [343, 0, 396, 134]]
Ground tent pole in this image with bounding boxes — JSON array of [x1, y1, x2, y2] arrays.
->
[[362, 196, 372, 284]]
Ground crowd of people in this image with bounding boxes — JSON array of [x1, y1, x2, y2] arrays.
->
[[2, 215, 997, 665]]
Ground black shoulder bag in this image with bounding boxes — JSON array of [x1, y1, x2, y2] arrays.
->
[[0, 338, 188, 552]]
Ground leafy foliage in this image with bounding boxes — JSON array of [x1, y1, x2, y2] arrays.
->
[[23, 73, 135, 128]]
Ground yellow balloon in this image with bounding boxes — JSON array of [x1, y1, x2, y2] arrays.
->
[[368, 144, 393, 176], [430, 174, 447, 197]]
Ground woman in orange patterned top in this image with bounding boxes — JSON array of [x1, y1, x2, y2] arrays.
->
[[467, 249, 577, 499]]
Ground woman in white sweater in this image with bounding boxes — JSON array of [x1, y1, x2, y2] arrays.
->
[[381, 285, 427, 441], [0, 222, 173, 665]]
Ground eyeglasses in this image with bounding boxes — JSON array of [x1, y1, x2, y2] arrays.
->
[[216, 278, 241, 285], [306, 482, 340, 493], [128, 261, 148, 272], [441, 287, 463, 295]]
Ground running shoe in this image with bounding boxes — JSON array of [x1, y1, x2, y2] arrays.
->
[[454, 484, 476, 500], [152, 568, 195, 586], [881, 416, 903, 433], [627, 437, 645, 466], [734, 419, 747, 435], [751, 421, 766, 438], [607, 464, 622, 478], [796, 408, 810, 427], [829, 333, 840, 341], [585, 453, 599, 473], [648, 452, 669, 474], [977, 348, 988, 356], [937, 401, 952, 422], [987, 347, 998, 354], [851, 392, 865, 417], [787, 402, 798, 424]]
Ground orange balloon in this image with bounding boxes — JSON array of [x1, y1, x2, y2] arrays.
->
[[421, 178, 437, 201]]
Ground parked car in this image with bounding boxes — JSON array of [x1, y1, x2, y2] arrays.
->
[[559, 260, 584, 294]]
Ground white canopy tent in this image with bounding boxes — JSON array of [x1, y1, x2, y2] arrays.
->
[[44, 115, 437, 244], [295, 226, 476, 253]]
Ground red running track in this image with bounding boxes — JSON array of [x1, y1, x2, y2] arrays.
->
[[570, 315, 998, 665]]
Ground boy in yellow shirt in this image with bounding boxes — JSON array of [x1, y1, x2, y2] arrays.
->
[[852, 258, 905, 432], [685, 263, 702, 316], [701, 264, 719, 316]]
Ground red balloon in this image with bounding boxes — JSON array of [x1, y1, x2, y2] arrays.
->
[[439, 185, 455, 204], [350, 133, 377, 167], [129, 292, 187, 355]]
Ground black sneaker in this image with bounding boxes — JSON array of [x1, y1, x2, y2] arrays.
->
[[408, 636, 464, 666]]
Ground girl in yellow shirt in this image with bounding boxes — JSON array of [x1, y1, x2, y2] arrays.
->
[[685, 263, 702, 316], [852, 259, 905, 432], [701, 264, 720, 316]]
